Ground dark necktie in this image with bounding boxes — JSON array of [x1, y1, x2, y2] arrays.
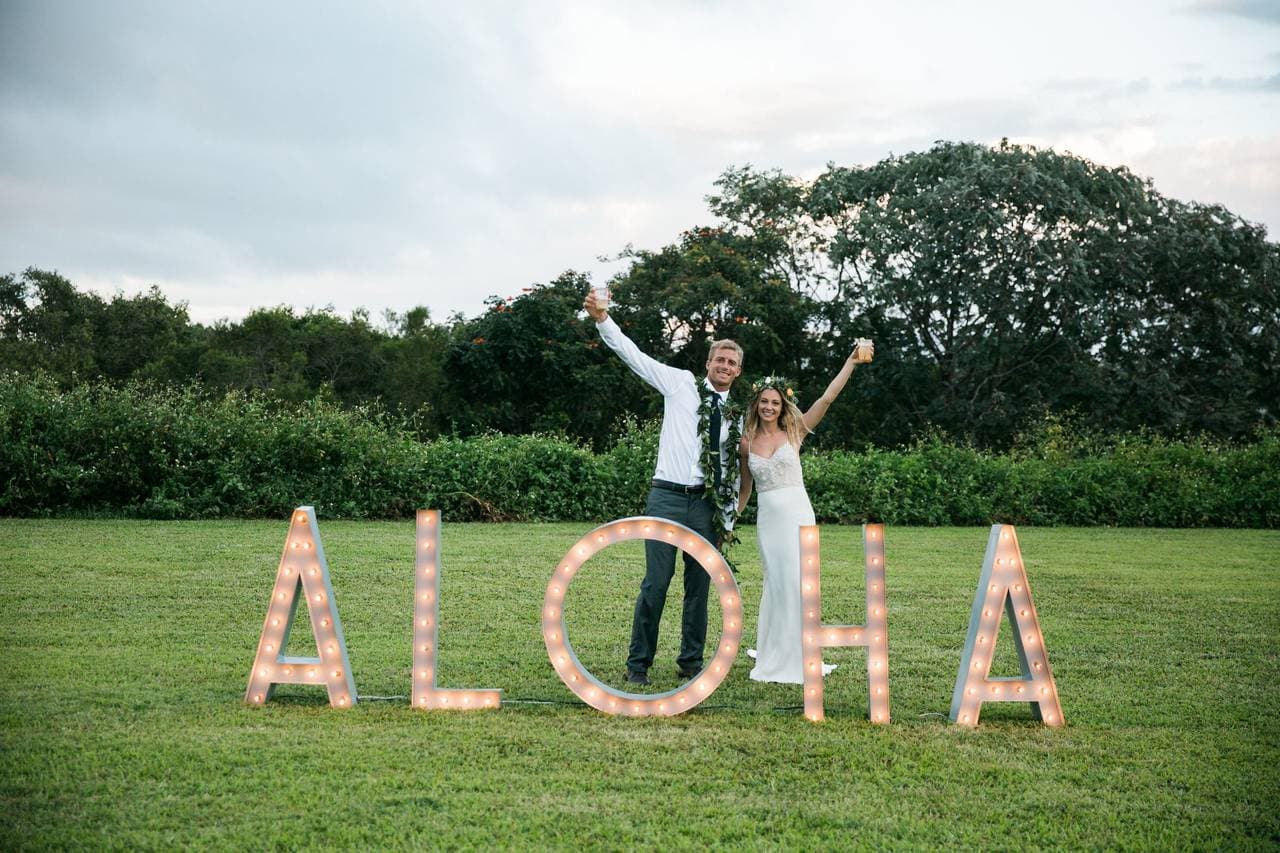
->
[[709, 393, 722, 489]]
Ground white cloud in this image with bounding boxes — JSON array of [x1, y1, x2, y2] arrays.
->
[[1010, 125, 1162, 167], [1185, 0, 1280, 24], [1135, 135, 1280, 229], [1, 0, 1277, 325]]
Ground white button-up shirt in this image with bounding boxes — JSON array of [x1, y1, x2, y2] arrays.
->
[[597, 317, 736, 490]]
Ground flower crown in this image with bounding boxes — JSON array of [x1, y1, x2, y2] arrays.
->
[[751, 375, 795, 400]]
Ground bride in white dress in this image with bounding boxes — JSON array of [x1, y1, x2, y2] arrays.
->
[[737, 342, 874, 683]]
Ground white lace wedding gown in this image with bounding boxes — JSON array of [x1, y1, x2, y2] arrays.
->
[[748, 441, 836, 684]]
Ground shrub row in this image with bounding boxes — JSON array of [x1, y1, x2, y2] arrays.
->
[[802, 436, 1280, 527], [2, 374, 1276, 527]]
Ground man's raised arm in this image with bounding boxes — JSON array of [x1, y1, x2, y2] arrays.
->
[[583, 290, 686, 395]]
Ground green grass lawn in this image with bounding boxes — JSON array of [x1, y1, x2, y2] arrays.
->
[[1, 519, 1277, 849]]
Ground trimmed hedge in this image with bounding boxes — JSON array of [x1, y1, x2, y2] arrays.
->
[[2, 374, 1276, 526], [802, 435, 1280, 528]]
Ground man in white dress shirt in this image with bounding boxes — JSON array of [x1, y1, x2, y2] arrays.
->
[[584, 290, 742, 686]]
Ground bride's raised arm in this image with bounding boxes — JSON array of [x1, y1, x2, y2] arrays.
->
[[801, 340, 874, 434]]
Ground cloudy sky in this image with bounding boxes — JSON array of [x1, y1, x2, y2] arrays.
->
[[2, 0, 1277, 326]]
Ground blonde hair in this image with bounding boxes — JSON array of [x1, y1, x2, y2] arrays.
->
[[745, 386, 806, 448], [708, 338, 743, 366]]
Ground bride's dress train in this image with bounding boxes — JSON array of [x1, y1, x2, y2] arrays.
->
[[747, 442, 836, 684]]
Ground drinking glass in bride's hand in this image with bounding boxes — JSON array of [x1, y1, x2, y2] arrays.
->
[[853, 338, 874, 364]]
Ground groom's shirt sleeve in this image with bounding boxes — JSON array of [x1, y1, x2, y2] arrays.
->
[[596, 316, 707, 485], [596, 317, 687, 396]]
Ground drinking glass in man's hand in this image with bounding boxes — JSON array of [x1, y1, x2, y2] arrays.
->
[[592, 285, 610, 311]]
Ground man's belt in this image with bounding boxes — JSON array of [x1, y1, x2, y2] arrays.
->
[[650, 479, 706, 495]]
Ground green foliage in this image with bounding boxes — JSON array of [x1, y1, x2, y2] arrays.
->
[[0, 267, 452, 430], [710, 141, 1280, 447], [0, 267, 198, 383], [2, 375, 1274, 526], [801, 423, 1279, 528], [198, 303, 452, 429], [378, 306, 450, 435], [440, 272, 651, 448], [610, 227, 818, 380], [0, 373, 427, 520]]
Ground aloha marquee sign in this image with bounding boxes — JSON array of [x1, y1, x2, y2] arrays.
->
[[245, 508, 1064, 727]]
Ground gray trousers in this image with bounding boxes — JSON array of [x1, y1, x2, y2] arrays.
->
[[626, 486, 715, 674]]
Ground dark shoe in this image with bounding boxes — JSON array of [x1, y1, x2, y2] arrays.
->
[[625, 670, 650, 686], [677, 666, 702, 679]]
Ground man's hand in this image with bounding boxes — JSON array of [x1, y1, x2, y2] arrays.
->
[[583, 290, 608, 323]]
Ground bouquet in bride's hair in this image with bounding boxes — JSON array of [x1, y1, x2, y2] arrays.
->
[[751, 375, 795, 399]]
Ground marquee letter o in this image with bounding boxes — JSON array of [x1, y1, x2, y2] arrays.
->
[[542, 516, 744, 716]]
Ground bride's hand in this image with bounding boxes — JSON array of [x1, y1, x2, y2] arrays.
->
[[851, 338, 874, 364]]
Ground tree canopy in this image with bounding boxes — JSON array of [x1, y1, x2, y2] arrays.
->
[[704, 140, 1278, 445]]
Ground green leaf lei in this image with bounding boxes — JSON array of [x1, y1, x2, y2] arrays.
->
[[698, 384, 744, 568]]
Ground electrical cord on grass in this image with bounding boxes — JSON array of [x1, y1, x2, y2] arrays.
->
[[357, 695, 868, 713]]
